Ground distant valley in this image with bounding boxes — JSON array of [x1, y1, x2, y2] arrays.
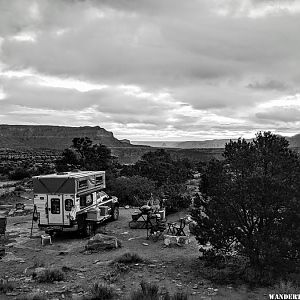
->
[[133, 134, 300, 149]]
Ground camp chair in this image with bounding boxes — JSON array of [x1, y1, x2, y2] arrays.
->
[[166, 222, 176, 235], [173, 218, 186, 236]]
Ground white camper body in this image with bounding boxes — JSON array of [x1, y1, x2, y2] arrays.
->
[[33, 171, 119, 234]]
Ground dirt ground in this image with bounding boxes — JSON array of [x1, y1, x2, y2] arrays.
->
[[1, 208, 274, 299]]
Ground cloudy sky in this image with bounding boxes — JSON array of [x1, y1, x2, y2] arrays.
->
[[0, 0, 300, 141]]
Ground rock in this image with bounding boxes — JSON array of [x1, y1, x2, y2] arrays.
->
[[1, 252, 25, 262], [142, 243, 149, 246], [72, 294, 84, 300], [32, 267, 47, 279], [6, 292, 19, 296], [85, 234, 121, 251], [96, 260, 112, 265], [0, 247, 5, 258]]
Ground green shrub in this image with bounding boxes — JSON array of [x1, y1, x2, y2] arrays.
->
[[113, 252, 144, 264], [273, 280, 299, 294], [192, 132, 300, 275], [9, 168, 31, 180]]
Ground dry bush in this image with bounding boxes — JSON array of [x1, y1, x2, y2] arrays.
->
[[273, 280, 299, 294], [129, 281, 189, 300], [171, 293, 188, 300], [103, 262, 129, 283], [85, 282, 115, 300], [0, 279, 14, 294], [32, 268, 65, 283], [32, 258, 45, 268], [113, 252, 144, 264]]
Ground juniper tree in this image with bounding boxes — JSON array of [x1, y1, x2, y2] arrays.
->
[[192, 132, 300, 270]]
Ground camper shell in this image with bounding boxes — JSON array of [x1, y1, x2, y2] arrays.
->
[[33, 171, 119, 234]]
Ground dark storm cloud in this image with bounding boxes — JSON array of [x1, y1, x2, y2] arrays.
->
[[1, 0, 300, 139], [248, 80, 290, 91]]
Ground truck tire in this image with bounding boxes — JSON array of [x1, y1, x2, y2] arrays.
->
[[111, 206, 119, 221], [80, 222, 94, 237]]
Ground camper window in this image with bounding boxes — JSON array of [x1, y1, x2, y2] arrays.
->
[[86, 194, 93, 205], [95, 175, 103, 186], [65, 199, 73, 211], [80, 196, 86, 207], [79, 194, 93, 207], [78, 179, 88, 190], [50, 198, 60, 214]]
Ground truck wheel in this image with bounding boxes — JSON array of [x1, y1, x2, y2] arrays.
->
[[81, 223, 93, 237], [112, 206, 119, 221]]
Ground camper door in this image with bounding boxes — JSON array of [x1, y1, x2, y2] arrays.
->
[[48, 195, 63, 224]]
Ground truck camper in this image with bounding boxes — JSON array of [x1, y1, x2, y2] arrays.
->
[[33, 171, 119, 235]]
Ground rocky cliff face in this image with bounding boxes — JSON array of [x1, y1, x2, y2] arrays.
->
[[0, 125, 132, 150]]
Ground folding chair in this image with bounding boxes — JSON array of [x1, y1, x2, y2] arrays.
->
[[174, 218, 186, 236], [166, 222, 176, 235]]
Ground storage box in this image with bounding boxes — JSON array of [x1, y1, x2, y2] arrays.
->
[[41, 234, 52, 246], [159, 209, 166, 220], [87, 208, 101, 221]]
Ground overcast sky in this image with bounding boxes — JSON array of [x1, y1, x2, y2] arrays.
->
[[0, 0, 300, 141]]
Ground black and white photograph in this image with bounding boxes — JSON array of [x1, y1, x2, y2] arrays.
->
[[0, 0, 299, 299]]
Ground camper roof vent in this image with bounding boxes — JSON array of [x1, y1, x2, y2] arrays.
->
[[56, 172, 68, 175]]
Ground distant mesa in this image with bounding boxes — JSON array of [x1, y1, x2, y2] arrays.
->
[[0, 125, 298, 164], [120, 139, 131, 144], [0, 124, 134, 150], [288, 133, 300, 148]]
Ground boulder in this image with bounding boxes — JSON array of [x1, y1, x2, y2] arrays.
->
[[164, 235, 189, 247], [85, 234, 121, 251], [0, 246, 5, 258]]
